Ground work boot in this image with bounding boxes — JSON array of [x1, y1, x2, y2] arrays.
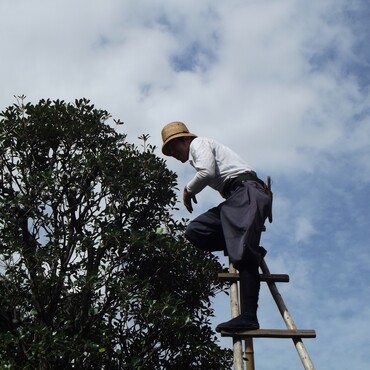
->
[[216, 312, 259, 332]]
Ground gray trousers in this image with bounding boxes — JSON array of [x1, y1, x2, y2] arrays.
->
[[185, 181, 271, 315], [185, 181, 271, 269]]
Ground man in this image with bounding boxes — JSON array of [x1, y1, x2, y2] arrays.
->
[[161, 121, 272, 330]]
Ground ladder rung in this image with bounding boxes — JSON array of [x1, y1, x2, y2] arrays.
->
[[218, 329, 316, 339], [218, 272, 289, 283]]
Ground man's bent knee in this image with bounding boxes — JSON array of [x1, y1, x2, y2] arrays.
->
[[185, 222, 198, 246]]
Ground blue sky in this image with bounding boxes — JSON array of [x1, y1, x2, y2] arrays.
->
[[1, 0, 369, 369]]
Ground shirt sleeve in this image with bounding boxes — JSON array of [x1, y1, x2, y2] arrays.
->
[[186, 139, 216, 195]]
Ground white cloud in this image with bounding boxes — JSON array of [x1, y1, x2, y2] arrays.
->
[[294, 216, 316, 243]]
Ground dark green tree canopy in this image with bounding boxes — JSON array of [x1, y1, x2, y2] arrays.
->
[[0, 97, 231, 369]]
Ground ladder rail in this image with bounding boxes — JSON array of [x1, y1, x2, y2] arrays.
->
[[229, 262, 244, 370], [260, 258, 315, 370]]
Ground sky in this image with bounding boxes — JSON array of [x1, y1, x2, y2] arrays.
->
[[1, 0, 369, 369]]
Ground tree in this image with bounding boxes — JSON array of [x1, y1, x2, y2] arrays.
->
[[0, 97, 232, 369]]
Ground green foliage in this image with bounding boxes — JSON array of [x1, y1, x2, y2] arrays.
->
[[0, 97, 232, 369]]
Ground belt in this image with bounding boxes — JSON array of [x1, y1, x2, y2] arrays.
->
[[222, 172, 266, 198]]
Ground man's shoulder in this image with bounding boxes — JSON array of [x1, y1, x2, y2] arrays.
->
[[190, 137, 216, 152], [192, 136, 216, 146]]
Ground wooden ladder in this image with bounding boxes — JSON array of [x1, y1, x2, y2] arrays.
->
[[217, 255, 316, 370]]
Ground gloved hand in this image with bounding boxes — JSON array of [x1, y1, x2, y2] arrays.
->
[[183, 187, 197, 213]]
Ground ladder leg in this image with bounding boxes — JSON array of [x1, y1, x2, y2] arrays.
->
[[238, 267, 256, 370], [229, 262, 244, 370], [244, 338, 255, 370], [260, 258, 315, 370]]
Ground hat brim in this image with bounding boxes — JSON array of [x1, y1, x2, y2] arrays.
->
[[162, 132, 197, 156]]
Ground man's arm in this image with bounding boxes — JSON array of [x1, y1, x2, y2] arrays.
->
[[186, 138, 215, 195]]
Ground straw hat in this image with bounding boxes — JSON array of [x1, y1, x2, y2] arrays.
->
[[161, 121, 197, 156]]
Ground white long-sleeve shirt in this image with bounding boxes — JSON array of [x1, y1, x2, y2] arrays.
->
[[186, 137, 255, 196]]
